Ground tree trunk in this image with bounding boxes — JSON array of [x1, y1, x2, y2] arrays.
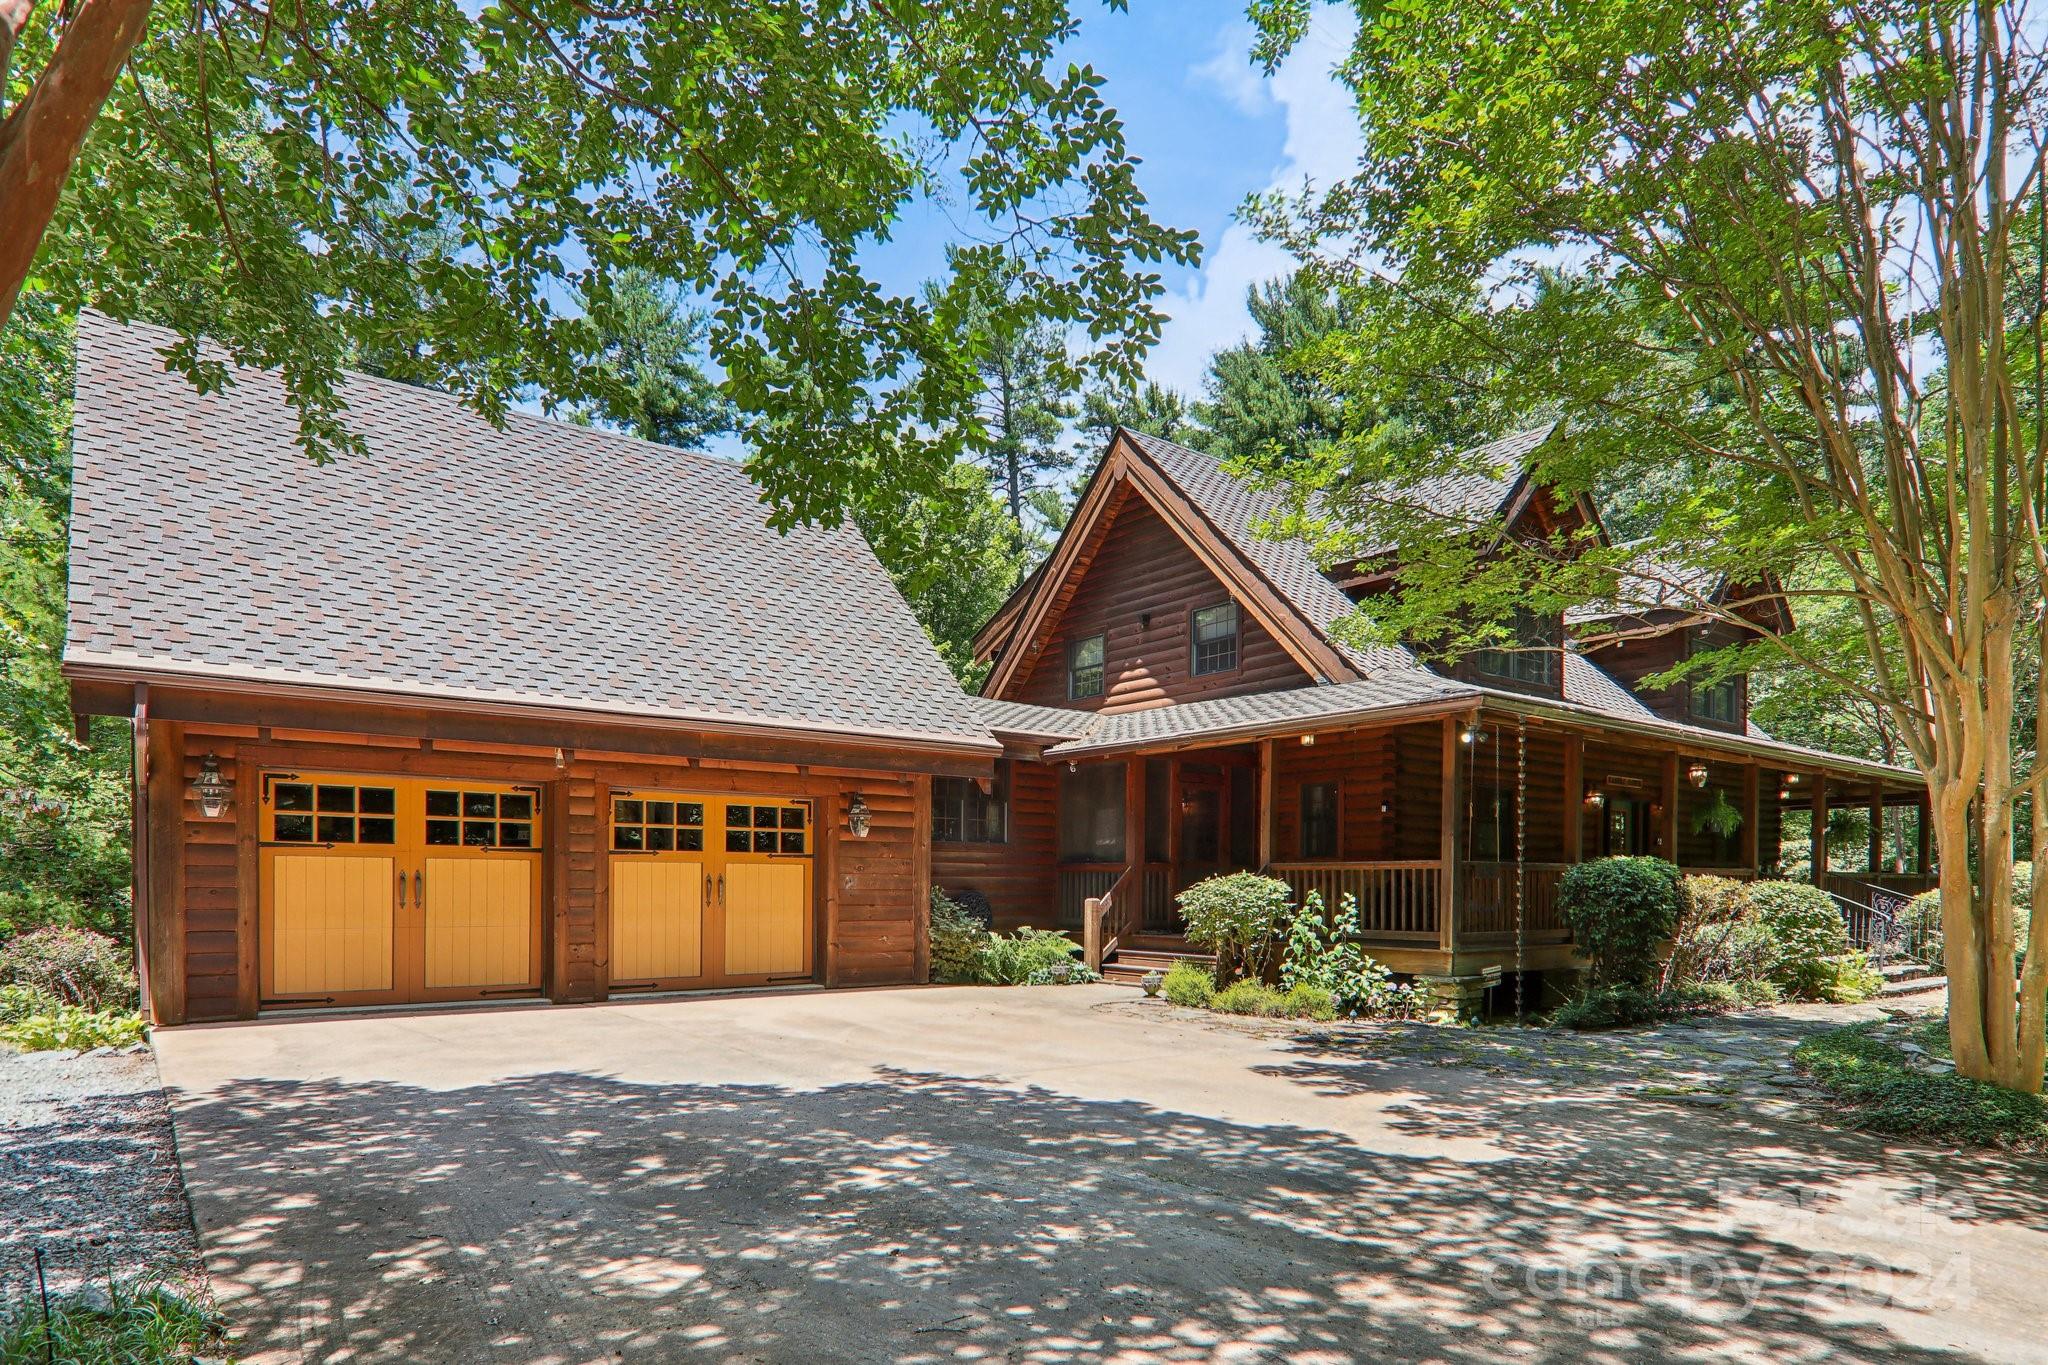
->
[[0, 0, 153, 331]]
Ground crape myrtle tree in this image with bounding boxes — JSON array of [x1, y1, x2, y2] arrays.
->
[[0, 0, 1198, 540], [1244, 0, 2048, 1090]]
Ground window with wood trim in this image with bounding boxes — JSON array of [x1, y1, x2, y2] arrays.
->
[[1473, 609, 1560, 688], [1068, 633, 1105, 700], [1690, 675, 1741, 724], [1300, 781, 1339, 858], [1191, 601, 1239, 675], [934, 766, 1008, 844]]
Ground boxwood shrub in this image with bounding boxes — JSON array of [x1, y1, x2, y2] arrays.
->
[[1558, 857, 1683, 985]]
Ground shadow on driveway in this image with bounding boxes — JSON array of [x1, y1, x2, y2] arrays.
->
[[167, 1041, 2037, 1363]]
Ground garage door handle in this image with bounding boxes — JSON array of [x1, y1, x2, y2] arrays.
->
[[414, 869, 424, 908], [705, 873, 713, 905], [396, 870, 407, 909], [717, 873, 724, 907]]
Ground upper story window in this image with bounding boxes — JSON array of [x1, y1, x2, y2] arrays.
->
[[1068, 633, 1105, 700], [1691, 674, 1741, 724], [934, 767, 1008, 844], [1191, 601, 1239, 676], [1473, 609, 1560, 689]]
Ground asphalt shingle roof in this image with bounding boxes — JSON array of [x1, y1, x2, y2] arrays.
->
[[966, 696, 1101, 741], [64, 312, 995, 750]]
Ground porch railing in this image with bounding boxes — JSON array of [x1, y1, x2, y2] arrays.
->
[[1081, 865, 1137, 973], [1267, 861, 1441, 941], [1458, 862, 1571, 939], [1056, 863, 1122, 932]]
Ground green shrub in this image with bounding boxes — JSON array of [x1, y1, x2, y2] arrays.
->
[[1787, 951, 1884, 1004], [1178, 873, 1294, 982], [1212, 980, 1284, 1016], [0, 926, 135, 1010], [0, 1278, 225, 1363], [1749, 881, 1852, 996], [1161, 960, 1216, 1007], [0, 982, 62, 1025], [1558, 857, 1683, 985], [1552, 978, 1775, 1031], [1, 1004, 146, 1052], [972, 927, 1081, 985], [1277, 891, 1427, 1018], [928, 889, 990, 984], [1662, 876, 1763, 988], [1795, 1017, 2048, 1150], [1279, 984, 1338, 1021]]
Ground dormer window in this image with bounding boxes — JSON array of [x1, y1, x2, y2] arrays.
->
[[1191, 601, 1239, 675], [1691, 675, 1741, 724], [1473, 609, 1559, 688], [1068, 634, 1105, 700]]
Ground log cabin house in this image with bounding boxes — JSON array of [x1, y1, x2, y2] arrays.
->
[[937, 426, 1933, 1002], [69, 312, 1930, 1025], [65, 313, 999, 1025]]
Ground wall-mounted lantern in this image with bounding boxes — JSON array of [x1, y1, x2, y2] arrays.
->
[[1299, 733, 1316, 747], [193, 752, 232, 819], [846, 793, 872, 839], [1687, 760, 1711, 789], [1460, 722, 1487, 745], [1584, 790, 1607, 809]]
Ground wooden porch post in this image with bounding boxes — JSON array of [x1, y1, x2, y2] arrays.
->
[[1257, 738, 1275, 869], [1439, 715, 1462, 955], [1659, 751, 1680, 864], [1123, 756, 1145, 875], [1562, 733, 1584, 865], [1740, 764, 1760, 874], [1811, 773, 1830, 885], [1916, 790, 1934, 874], [1867, 781, 1885, 874]]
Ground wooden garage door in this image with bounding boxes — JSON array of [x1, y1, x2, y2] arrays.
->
[[607, 793, 813, 991], [259, 773, 543, 1008]]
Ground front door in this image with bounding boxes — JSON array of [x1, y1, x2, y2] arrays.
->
[[1175, 770, 1229, 891], [607, 792, 814, 991], [259, 772, 544, 1008]]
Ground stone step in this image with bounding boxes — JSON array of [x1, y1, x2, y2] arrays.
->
[[1879, 960, 1938, 982], [1112, 949, 1213, 972], [1880, 973, 1947, 998]]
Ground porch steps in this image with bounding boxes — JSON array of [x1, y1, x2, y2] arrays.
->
[[1878, 959, 1948, 999], [1100, 936, 1214, 987]]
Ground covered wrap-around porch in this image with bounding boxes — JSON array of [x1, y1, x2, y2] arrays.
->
[[1043, 709, 1932, 980]]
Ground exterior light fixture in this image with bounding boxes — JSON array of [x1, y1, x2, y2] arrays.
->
[[1687, 760, 1711, 789], [1299, 733, 1316, 747], [193, 752, 232, 819], [1584, 790, 1606, 809], [847, 793, 872, 839], [1460, 722, 1486, 745]]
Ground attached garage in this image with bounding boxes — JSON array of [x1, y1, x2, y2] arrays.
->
[[606, 792, 814, 991], [61, 312, 1000, 1025], [258, 773, 544, 1008]]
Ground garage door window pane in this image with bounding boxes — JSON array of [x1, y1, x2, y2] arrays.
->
[[498, 793, 532, 821], [274, 783, 313, 812], [427, 820, 460, 846], [359, 818, 396, 845], [275, 814, 314, 842]]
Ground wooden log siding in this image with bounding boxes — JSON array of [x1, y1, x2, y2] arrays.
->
[[156, 719, 932, 1022], [1677, 765, 1751, 871], [1580, 741, 1670, 858], [1009, 492, 1311, 712], [930, 761, 1057, 932]]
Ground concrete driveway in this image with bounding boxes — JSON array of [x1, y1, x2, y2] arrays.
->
[[154, 986, 2047, 1363]]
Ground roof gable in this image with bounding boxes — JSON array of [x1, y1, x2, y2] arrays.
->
[[64, 312, 994, 750]]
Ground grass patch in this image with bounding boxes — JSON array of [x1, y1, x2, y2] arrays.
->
[[1793, 1016, 2048, 1152], [0, 1278, 226, 1364]]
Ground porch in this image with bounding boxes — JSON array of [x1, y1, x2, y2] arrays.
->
[[1045, 711, 1933, 981]]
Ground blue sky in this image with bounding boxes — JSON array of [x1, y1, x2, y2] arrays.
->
[[691, 3, 1361, 460]]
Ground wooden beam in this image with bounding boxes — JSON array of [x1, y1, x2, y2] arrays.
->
[[142, 715, 185, 1025], [1439, 716, 1461, 955], [913, 776, 933, 984], [1124, 755, 1146, 875], [1257, 738, 1275, 869], [1916, 789, 1934, 875], [128, 686, 151, 1019], [1740, 764, 1760, 873], [1561, 733, 1583, 864], [1659, 751, 1680, 862], [1811, 772, 1830, 884], [1868, 780, 1886, 874], [546, 775, 573, 1002]]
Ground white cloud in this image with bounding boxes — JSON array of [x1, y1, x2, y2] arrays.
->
[[1154, 5, 1363, 397]]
